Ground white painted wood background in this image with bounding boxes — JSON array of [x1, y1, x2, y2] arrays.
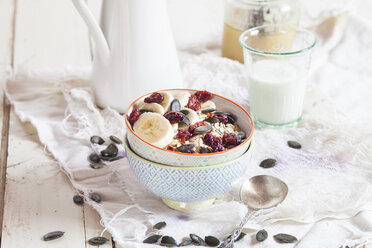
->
[[0, 0, 371, 247]]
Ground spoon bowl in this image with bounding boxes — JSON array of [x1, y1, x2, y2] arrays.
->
[[241, 175, 289, 210]]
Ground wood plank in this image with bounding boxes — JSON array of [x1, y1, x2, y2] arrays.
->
[[0, 0, 16, 240], [1, 0, 112, 247]]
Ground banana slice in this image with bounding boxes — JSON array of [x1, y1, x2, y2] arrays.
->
[[133, 113, 174, 148], [181, 107, 199, 124], [171, 123, 179, 133], [159, 92, 174, 112], [138, 102, 164, 115], [200, 100, 216, 111], [173, 92, 191, 108]]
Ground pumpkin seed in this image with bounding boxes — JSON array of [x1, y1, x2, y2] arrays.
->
[[90, 163, 105, 169], [88, 236, 109, 246], [89, 153, 101, 163], [180, 109, 189, 115], [273, 233, 298, 243], [204, 117, 219, 123], [259, 159, 277, 168], [178, 239, 193, 246], [101, 143, 118, 157], [109, 135, 122, 144], [89, 193, 101, 203], [199, 147, 211, 154], [160, 236, 177, 247], [256, 229, 268, 242], [153, 221, 166, 230], [287, 140, 301, 149], [43, 231, 65, 241], [214, 111, 232, 116], [73, 195, 84, 205], [194, 125, 212, 134], [227, 116, 235, 124], [205, 236, 220, 246], [180, 116, 190, 125], [139, 109, 154, 114], [90, 135, 104, 145], [237, 131, 246, 139], [170, 99, 181, 112], [190, 234, 206, 246], [143, 235, 162, 244], [177, 144, 195, 153], [201, 108, 216, 114], [143, 235, 161, 244]]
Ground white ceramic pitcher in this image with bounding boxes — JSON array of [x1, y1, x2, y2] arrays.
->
[[72, 0, 183, 113]]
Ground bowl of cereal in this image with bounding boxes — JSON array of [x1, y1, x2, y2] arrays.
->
[[124, 134, 254, 210], [125, 89, 254, 167]]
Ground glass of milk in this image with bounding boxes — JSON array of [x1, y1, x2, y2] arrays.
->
[[239, 25, 316, 128]]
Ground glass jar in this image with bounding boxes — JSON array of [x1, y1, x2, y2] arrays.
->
[[222, 0, 300, 63]]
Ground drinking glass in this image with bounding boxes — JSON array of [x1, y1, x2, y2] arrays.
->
[[239, 25, 316, 128]]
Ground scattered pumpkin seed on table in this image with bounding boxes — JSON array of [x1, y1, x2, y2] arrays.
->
[[273, 233, 298, 243], [89, 193, 101, 203], [88, 236, 109, 246], [109, 135, 122, 144], [153, 221, 167, 230], [205, 236, 220, 246], [89, 153, 101, 163], [143, 234, 162, 244], [43, 231, 65, 241], [256, 229, 268, 242], [101, 143, 118, 157], [287, 140, 301, 149], [160, 236, 177, 247], [73, 195, 84, 205], [190, 233, 206, 246], [259, 158, 277, 168], [178, 239, 193, 246], [90, 135, 105, 145], [90, 163, 105, 169]]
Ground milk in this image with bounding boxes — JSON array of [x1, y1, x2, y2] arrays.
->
[[248, 60, 306, 125]]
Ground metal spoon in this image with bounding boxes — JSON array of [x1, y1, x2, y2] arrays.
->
[[224, 175, 288, 248]]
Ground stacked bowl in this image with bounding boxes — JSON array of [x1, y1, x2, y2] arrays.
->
[[124, 89, 254, 210]]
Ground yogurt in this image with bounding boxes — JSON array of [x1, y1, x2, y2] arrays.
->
[[248, 59, 306, 125]]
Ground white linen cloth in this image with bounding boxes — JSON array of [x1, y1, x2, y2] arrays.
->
[[5, 0, 372, 247]]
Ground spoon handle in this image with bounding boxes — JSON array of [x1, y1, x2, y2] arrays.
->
[[225, 210, 255, 248]]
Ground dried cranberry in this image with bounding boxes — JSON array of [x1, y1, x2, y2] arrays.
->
[[187, 95, 201, 111], [213, 144, 226, 152], [144, 92, 164, 103], [203, 133, 223, 152], [189, 121, 208, 134], [176, 130, 191, 143], [164, 111, 184, 124], [208, 113, 228, 124], [166, 146, 176, 151], [195, 90, 213, 102], [128, 109, 140, 125], [222, 133, 242, 147]]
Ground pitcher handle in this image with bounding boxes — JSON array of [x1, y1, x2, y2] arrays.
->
[[72, 0, 110, 61]]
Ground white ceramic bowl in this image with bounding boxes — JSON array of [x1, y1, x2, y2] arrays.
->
[[124, 134, 254, 210], [125, 89, 254, 167]]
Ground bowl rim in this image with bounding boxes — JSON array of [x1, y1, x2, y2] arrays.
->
[[124, 133, 254, 170], [125, 89, 254, 157]]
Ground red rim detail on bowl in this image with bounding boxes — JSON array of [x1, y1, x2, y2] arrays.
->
[[125, 89, 254, 157]]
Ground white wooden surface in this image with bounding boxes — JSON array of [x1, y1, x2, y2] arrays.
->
[[0, 0, 371, 248], [0, 0, 115, 247]]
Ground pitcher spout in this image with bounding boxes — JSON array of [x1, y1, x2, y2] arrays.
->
[[72, 0, 110, 62]]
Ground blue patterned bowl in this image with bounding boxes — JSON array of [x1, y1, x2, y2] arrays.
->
[[124, 135, 254, 210]]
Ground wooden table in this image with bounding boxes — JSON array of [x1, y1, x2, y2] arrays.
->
[[0, 0, 116, 247], [0, 0, 371, 247]]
